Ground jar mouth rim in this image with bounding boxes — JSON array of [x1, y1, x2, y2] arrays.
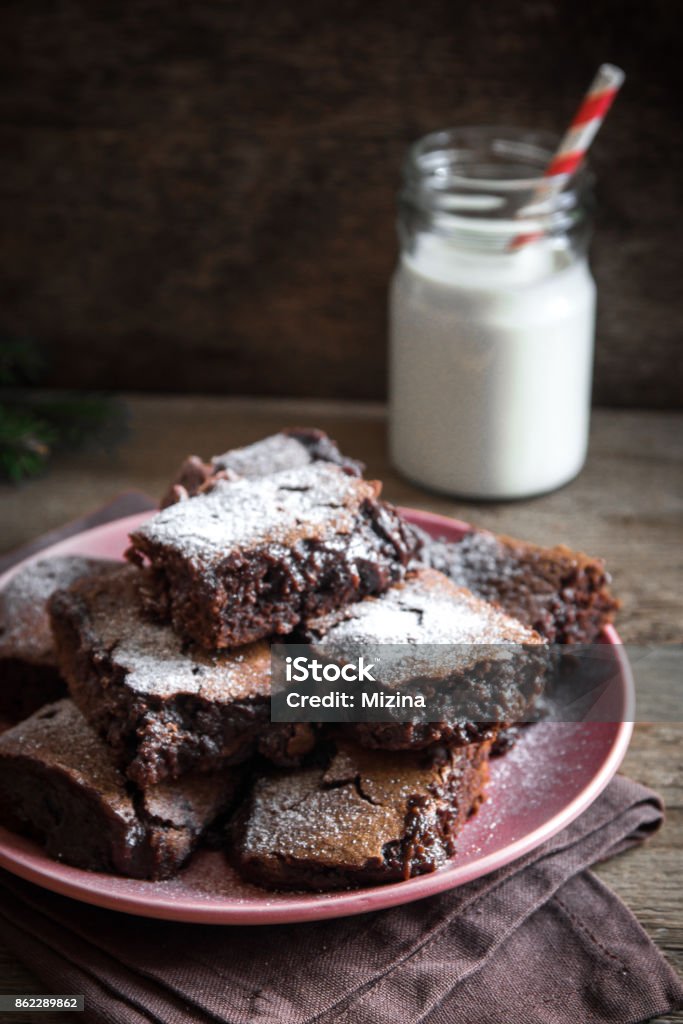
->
[[406, 126, 591, 192]]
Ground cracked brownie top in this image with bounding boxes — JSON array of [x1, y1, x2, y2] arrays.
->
[[49, 563, 272, 702], [162, 427, 363, 506], [233, 738, 490, 888], [137, 463, 385, 564], [302, 567, 543, 648]]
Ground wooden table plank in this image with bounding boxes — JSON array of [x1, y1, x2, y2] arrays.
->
[[1, 399, 681, 1023]]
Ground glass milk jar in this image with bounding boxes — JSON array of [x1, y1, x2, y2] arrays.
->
[[389, 127, 596, 499]]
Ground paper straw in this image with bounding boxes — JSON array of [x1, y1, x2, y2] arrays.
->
[[511, 63, 625, 249]]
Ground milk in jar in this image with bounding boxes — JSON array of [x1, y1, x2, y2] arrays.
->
[[389, 127, 596, 499]]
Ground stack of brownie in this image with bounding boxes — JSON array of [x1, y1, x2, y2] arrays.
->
[[0, 428, 619, 891]]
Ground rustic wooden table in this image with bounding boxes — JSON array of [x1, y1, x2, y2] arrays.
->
[[0, 398, 681, 1023]]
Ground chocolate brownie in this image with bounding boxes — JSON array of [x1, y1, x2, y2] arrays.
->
[[232, 738, 490, 891], [0, 556, 115, 722], [415, 527, 619, 643], [298, 568, 548, 750], [49, 563, 315, 786], [161, 427, 363, 506], [0, 700, 245, 879], [130, 463, 418, 650]]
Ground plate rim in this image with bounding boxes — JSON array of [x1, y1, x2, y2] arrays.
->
[[0, 508, 634, 924]]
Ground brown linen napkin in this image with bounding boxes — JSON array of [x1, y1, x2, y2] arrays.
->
[[0, 497, 681, 1024]]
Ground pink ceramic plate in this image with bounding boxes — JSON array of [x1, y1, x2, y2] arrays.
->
[[0, 509, 633, 924]]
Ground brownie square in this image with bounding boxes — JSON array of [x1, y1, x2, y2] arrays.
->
[[232, 738, 491, 891], [0, 556, 116, 722], [0, 700, 245, 879], [415, 527, 620, 643], [49, 563, 315, 786], [130, 463, 417, 649], [161, 427, 364, 507], [298, 567, 548, 751]]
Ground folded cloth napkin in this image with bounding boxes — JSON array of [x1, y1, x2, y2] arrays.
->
[[0, 495, 681, 1024]]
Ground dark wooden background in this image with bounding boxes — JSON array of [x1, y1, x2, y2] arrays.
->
[[0, 0, 680, 405]]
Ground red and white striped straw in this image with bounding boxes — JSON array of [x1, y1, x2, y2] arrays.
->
[[511, 63, 625, 249]]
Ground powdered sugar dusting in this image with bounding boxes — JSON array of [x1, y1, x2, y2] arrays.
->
[[0, 556, 116, 663], [238, 741, 478, 874], [132, 464, 371, 562], [62, 565, 271, 701], [242, 768, 402, 867], [311, 569, 542, 646], [212, 434, 312, 476], [307, 569, 546, 684]]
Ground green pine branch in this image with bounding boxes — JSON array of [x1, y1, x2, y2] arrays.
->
[[0, 337, 128, 483], [0, 405, 55, 482]]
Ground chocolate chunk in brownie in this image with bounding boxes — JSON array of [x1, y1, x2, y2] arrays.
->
[[49, 563, 315, 786], [131, 463, 418, 650], [298, 567, 548, 750], [161, 427, 364, 506], [232, 738, 490, 891], [415, 527, 619, 643], [0, 700, 245, 879], [0, 556, 116, 722]]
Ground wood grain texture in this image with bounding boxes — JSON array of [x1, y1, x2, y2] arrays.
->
[[0, 0, 681, 405], [0, 398, 681, 1023]]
